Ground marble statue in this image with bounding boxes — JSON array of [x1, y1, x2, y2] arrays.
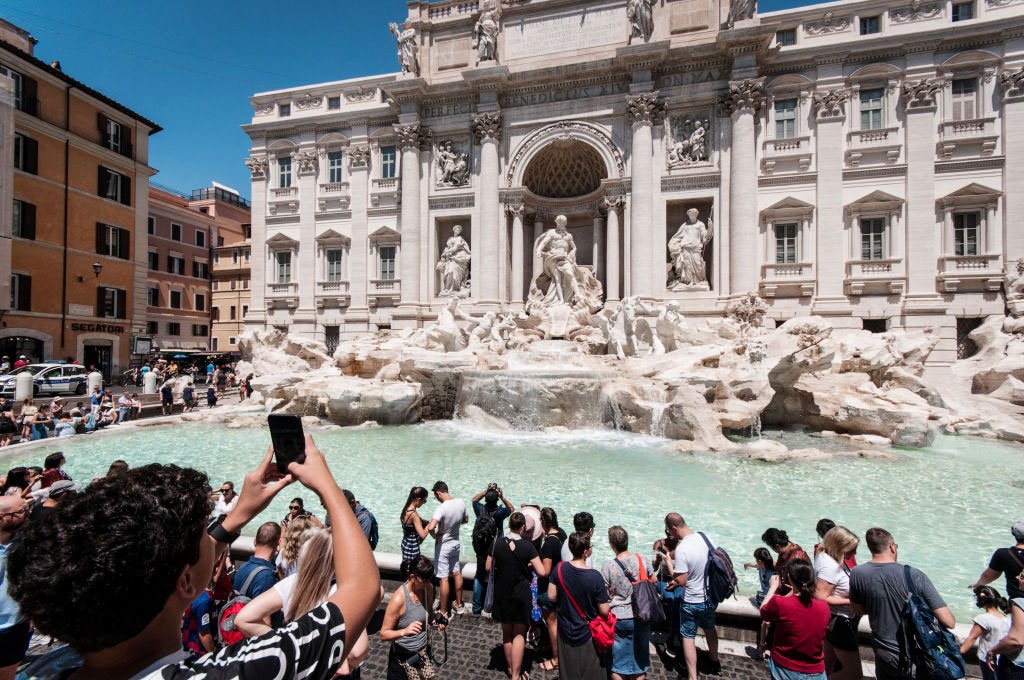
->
[[627, 0, 655, 42], [413, 297, 470, 352], [389, 22, 420, 77], [435, 141, 470, 187], [668, 209, 713, 291], [535, 215, 583, 306], [1007, 259, 1024, 317], [654, 301, 687, 354], [436, 225, 472, 297], [668, 118, 710, 167], [727, 0, 757, 25], [614, 296, 656, 357], [473, 1, 502, 63]]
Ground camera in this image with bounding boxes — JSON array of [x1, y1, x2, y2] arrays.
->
[[430, 611, 449, 628], [487, 482, 498, 491]]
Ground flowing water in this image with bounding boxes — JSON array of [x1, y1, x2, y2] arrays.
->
[[7, 421, 1023, 617]]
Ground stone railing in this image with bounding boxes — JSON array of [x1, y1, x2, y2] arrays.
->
[[319, 182, 350, 194], [762, 262, 812, 278], [761, 137, 812, 173], [372, 178, 398, 191], [846, 258, 905, 295], [846, 127, 901, 165], [270, 186, 298, 197], [317, 280, 350, 294], [937, 118, 998, 158], [937, 254, 1002, 292], [760, 262, 814, 297], [267, 282, 298, 296], [423, 0, 480, 20], [370, 278, 400, 293], [848, 258, 902, 276], [939, 253, 1001, 273], [939, 117, 996, 139]]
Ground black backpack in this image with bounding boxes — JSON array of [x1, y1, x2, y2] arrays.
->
[[472, 509, 499, 555], [900, 565, 965, 680]]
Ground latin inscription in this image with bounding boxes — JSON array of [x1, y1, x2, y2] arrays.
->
[[422, 101, 477, 119], [504, 4, 627, 60], [658, 69, 728, 89], [500, 81, 630, 108]]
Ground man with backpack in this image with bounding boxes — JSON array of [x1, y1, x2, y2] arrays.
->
[[850, 528, 956, 680], [470, 484, 514, 615], [227, 521, 282, 631], [666, 513, 727, 680]]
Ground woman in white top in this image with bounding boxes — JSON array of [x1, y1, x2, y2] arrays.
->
[[235, 529, 372, 679], [960, 586, 1010, 680], [813, 526, 862, 680]]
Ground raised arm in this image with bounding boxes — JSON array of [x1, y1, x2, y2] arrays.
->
[[235, 586, 284, 638]]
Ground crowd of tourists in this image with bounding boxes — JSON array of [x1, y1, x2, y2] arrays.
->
[[0, 441, 1022, 680]]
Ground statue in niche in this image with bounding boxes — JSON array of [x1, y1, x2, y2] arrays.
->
[[668, 208, 713, 291], [473, 1, 502, 63], [535, 215, 583, 306], [389, 22, 420, 77], [627, 0, 656, 42], [436, 224, 472, 297], [435, 141, 470, 187], [668, 117, 711, 168], [727, 0, 757, 26]]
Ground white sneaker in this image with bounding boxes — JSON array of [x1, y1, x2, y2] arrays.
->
[[451, 603, 466, 615]]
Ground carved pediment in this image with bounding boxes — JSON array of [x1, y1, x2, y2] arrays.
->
[[315, 229, 351, 246], [761, 196, 815, 220], [937, 183, 1002, 208], [266, 232, 300, 247], [846, 190, 905, 214], [368, 226, 401, 244]]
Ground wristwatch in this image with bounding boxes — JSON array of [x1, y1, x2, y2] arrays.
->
[[206, 515, 240, 544]]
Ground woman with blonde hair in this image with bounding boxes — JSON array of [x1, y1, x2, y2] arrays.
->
[[276, 515, 312, 578], [813, 526, 862, 680], [236, 529, 372, 678]]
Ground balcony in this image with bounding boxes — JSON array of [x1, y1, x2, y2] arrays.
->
[[368, 278, 401, 306], [318, 182, 351, 212], [846, 127, 901, 166], [268, 186, 299, 215], [760, 262, 815, 297], [370, 177, 398, 207], [937, 118, 998, 159], [937, 253, 1002, 293], [316, 280, 351, 309], [761, 137, 813, 174], [845, 258, 905, 296], [266, 282, 298, 309]]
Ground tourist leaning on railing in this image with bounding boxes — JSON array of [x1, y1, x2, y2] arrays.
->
[[8, 435, 380, 680]]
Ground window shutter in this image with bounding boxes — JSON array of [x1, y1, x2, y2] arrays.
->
[[964, 97, 975, 120], [117, 290, 126, 319], [98, 167, 108, 196], [17, 275, 30, 311], [97, 112, 108, 146], [167, 258, 174, 274], [21, 76, 36, 115], [96, 287, 106, 318], [120, 174, 131, 206], [22, 137, 37, 175], [122, 127, 133, 159], [21, 202, 35, 240], [118, 228, 130, 260], [192, 261, 198, 278], [95, 223, 106, 255]]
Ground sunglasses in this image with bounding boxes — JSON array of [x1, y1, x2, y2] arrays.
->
[[289, 505, 300, 510]]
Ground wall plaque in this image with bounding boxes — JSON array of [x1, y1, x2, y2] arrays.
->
[[504, 4, 628, 60]]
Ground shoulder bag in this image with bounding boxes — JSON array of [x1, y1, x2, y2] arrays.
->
[[614, 554, 666, 624], [557, 562, 616, 654], [1005, 548, 1024, 592]]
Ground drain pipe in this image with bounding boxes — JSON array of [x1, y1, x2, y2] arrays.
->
[[59, 85, 72, 352]]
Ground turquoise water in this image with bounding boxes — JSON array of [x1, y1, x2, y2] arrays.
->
[[6, 421, 1022, 618]]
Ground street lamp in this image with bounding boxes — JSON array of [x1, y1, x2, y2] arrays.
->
[[92, 262, 103, 278]]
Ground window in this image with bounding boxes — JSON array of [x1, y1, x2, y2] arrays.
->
[[170, 223, 182, 241], [863, 318, 888, 333], [243, 279, 250, 289], [193, 261, 209, 279], [325, 326, 340, 355], [10, 274, 30, 311], [195, 294, 206, 312], [859, 89, 884, 131], [380, 146, 397, 179], [146, 321, 158, 335], [279, 103, 291, 117], [244, 249, 250, 263], [13, 134, 38, 174], [229, 337, 236, 346], [326, 249, 343, 282], [775, 29, 796, 46], [328, 151, 344, 184], [212, 338, 219, 351], [97, 287, 127, 319], [148, 217, 155, 235], [379, 246, 397, 280], [105, 119, 123, 154], [232, 251, 238, 264], [167, 322, 181, 337], [230, 306, 237, 320], [212, 307, 221, 321], [7, 69, 36, 116], [954, 213, 980, 256], [328, 96, 341, 110], [230, 280, 236, 291], [192, 324, 209, 337], [950, 78, 978, 121], [168, 256, 185, 276], [196, 230, 206, 248], [98, 167, 131, 205], [774, 223, 798, 264], [278, 156, 292, 188], [860, 218, 887, 260], [242, 305, 249, 317], [952, 1, 973, 21], [860, 15, 880, 34], [169, 291, 182, 309], [774, 99, 798, 139], [212, 281, 219, 292], [96, 223, 130, 260], [148, 287, 160, 307], [148, 251, 159, 271], [12, 199, 35, 240], [276, 251, 292, 283]]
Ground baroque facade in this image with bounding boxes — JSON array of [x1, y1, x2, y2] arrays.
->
[[244, 0, 1024, 365]]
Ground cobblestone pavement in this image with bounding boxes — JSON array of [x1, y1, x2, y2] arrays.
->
[[359, 608, 769, 680]]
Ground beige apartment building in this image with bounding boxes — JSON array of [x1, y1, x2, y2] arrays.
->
[[211, 225, 251, 353]]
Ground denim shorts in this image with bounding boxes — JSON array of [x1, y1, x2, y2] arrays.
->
[[768, 658, 827, 680], [679, 601, 716, 639]]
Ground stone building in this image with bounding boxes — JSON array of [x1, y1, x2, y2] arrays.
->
[[243, 0, 1024, 365], [211, 225, 252, 353], [2, 19, 159, 378]]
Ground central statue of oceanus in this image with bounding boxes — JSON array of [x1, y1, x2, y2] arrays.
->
[[528, 215, 603, 314]]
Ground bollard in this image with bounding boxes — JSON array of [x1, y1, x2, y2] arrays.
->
[[143, 371, 158, 395], [87, 371, 103, 395], [14, 372, 33, 402]]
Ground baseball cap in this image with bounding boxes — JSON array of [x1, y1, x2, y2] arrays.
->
[[47, 480, 80, 498], [1012, 521, 1024, 542]]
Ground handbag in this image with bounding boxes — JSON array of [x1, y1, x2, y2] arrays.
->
[[826, 612, 860, 651], [397, 648, 437, 680], [614, 554, 666, 624], [557, 562, 617, 655]]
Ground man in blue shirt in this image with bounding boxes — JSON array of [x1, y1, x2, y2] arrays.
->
[[0, 495, 30, 678], [206, 363, 215, 385], [470, 485, 514, 615]]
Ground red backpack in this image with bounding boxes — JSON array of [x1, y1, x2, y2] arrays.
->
[[216, 565, 272, 647]]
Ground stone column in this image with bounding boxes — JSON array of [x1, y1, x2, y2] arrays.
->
[[244, 156, 269, 327], [813, 89, 848, 301], [507, 203, 525, 305], [396, 123, 427, 308], [347, 145, 371, 319], [295, 150, 318, 320], [532, 217, 544, 290], [592, 211, 605, 281], [603, 196, 624, 303], [724, 79, 765, 296], [474, 112, 502, 305], [1002, 67, 1024, 266], [902, 79, 942, 299], [626, 93, 663, 299]]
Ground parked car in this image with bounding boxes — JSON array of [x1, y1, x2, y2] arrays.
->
[[0, 364, 89, 397]]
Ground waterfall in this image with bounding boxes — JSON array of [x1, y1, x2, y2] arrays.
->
[[650, 403, 666, 438], [749, 413, 763, 440], [456, 370, 613, 431], [607, 396, 624, 431]]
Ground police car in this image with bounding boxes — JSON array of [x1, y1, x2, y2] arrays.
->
[[0, 364, 90, 397]]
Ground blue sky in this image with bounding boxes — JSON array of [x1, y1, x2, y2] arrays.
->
[[5, 0, 815, 200]]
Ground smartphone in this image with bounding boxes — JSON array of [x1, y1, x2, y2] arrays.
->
[[268, 414, 306, 474]]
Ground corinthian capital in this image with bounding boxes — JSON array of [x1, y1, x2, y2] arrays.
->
[[504, 203, 524, 217], [294, 151, 318, 175], [394, 123, 430, 150], [244, 155, 269, 179], [721, 78, 766, 115], [626, 92, 665, 126], [812, 89, 848, 120], [602, 195, 626, 211], [1001, 65, 1024, 99], [473, 112, 503, 142], [349, 145, 371, 169], [901, 78, 945, 110]]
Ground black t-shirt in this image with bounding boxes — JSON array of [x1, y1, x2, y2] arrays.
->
[[990, 547, 1024, 598], [537, 533, 563, 592], [552, 562, 609, 645], [492, 536, 539, 597]]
